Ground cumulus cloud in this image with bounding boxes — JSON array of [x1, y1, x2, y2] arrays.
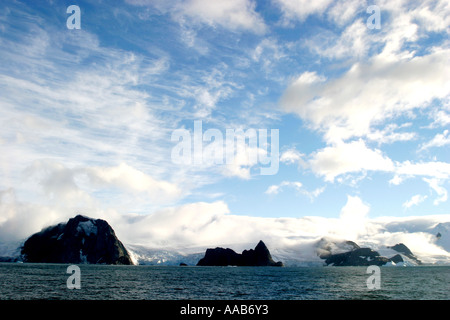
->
[[84, 163, 182, 203], [281, 142, 450, 193], [0, 191, 66, 242], [281, 48, 450, 143], [280, 148, 305, 165], [308, 140, 394, 182], [23, 160, 181, 204], [337, 195, 370, 240]]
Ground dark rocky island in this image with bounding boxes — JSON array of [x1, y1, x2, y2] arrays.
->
[[322, 247, 391, 266], [21, 215, 133, 265], [197, 240, 283, 266], [317, 238, 421, 266]]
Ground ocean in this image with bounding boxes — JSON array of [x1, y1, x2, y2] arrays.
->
[[0, 263, 448, 300]]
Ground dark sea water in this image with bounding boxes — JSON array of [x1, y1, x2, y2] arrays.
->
[[0, 263, 448, 300]]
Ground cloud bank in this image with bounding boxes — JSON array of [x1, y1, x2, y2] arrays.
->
[[2, 192, 448, 264]]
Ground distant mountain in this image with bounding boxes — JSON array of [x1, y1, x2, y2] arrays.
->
[[197, 240, 283, 266], [316, 238, 421, 266], [387, 243, 422, 265], [432, 222, 450, 252], [21, 215, 133, 265]]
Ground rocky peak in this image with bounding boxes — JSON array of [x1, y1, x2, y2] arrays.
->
[[197, 240, 283, 266], [21, 215, 133, 265], [388, 243, 422, 265], [388, 243, 413, 256]]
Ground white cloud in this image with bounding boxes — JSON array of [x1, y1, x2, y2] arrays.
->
[[423, 178, 448, 205], [395, 161, 450, 180], [0, 24, 172, 173], [419, 130, 450, 151], [251, 38, 288, 74], [182, 0, 267, 34], [397, 0, 450, 34], [0, 192, 69, 242], [171, 67, 239, 118], [20, 160, 183, 215], [428, 109, 450, 128], [366, 123, 417, 145], [265, 184, 281, 195], [115, 201, 232, 246], [389, 175, 404, 186], [280, 141, 450, 190], [339, 195, 370, 220], [265, 181, 302, 195], [280, 148, 304, 165], [127, 0, 267, 34], [281, 48, 450, 143], [308, 140, 394, 182], [403, 194, 428, 209], [265, 181, 325, 200], [274, 0, 333, 23], [306, 19, 370, 60], [84, 163, 182, 203], [327, 0, 363, 26], [337, 195, 370, 240]]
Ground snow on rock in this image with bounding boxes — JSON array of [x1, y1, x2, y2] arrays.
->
[[76, 220, 98, 237]]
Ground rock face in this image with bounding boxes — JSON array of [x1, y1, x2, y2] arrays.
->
[[197, 240, 283, 266], [21, 215, 133, 265], [388, 243, 422, 265]]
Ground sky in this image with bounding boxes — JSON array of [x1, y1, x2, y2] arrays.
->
[[0, 0, 449, 251]]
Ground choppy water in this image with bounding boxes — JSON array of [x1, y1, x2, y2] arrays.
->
[[0, 263, 448, 300]]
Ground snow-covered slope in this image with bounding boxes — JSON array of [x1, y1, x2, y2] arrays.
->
[[0, 240, 23, 259], [126, 244, 206, 266]]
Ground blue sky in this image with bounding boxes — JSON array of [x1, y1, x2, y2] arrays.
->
[[0, 0, 449, 245]]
